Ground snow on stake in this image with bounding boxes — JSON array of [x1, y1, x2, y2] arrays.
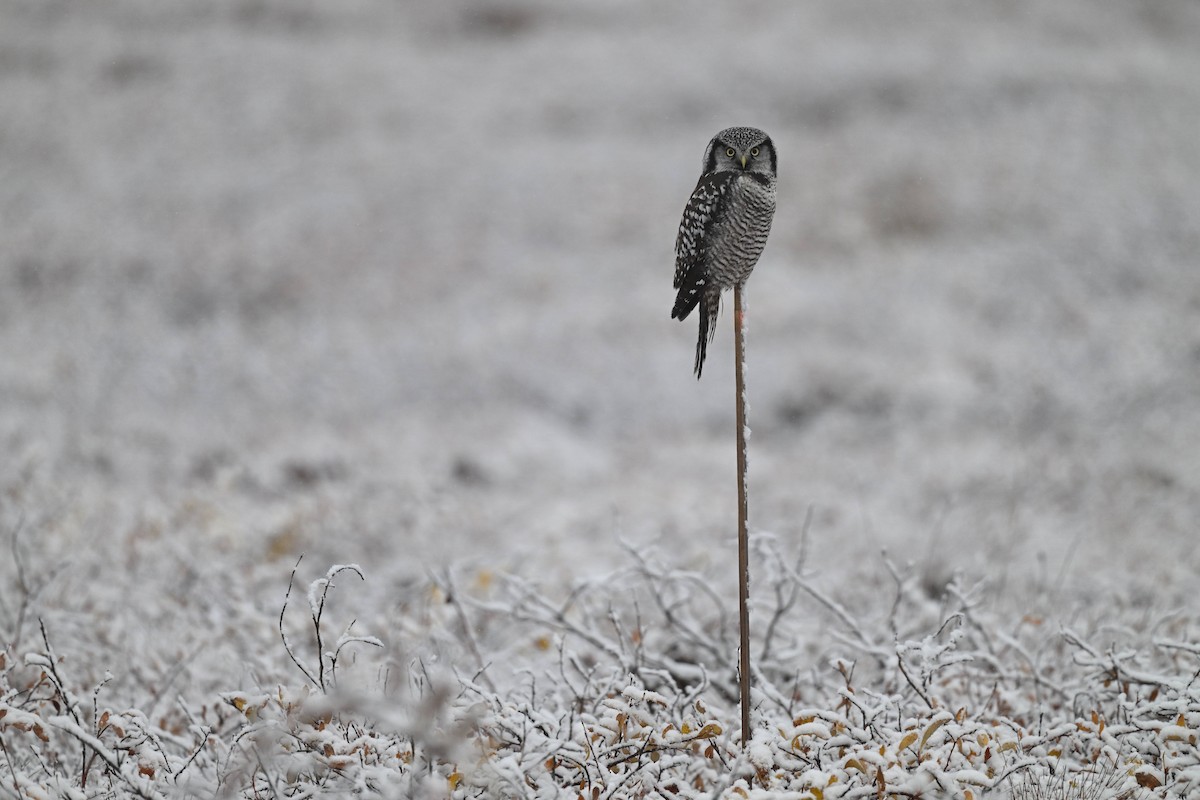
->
[[733, 285, 752, 749]]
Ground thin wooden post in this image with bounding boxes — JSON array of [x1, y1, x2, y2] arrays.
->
[[733, 284, 751, 747]]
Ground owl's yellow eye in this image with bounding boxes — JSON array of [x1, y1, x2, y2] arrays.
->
[[726, 148, 736, 158], [750, 147, 760, 156]]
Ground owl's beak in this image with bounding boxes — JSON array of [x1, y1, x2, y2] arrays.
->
[[740, 154, 748, 169]]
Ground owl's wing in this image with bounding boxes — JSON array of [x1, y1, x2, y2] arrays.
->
[[672, 172, 732, 319]]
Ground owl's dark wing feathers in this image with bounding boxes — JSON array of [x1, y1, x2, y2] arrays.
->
[[671, 172, 733, 320]]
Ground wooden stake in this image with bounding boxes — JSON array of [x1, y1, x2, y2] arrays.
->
[[733, 283, 751, 747]]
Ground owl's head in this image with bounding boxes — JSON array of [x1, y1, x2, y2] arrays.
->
[[701, 127, 776, 178]]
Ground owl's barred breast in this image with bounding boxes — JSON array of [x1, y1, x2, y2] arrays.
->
[[706, 173, 776, 288]]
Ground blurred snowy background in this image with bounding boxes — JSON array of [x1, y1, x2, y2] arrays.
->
[[3, 0, 1200, 608]]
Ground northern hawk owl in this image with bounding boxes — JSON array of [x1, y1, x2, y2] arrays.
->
[[672, 127, 777, 378]]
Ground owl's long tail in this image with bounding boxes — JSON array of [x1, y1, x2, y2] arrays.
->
[[693, 288, 721, 379], [671, 269, 721, 379]]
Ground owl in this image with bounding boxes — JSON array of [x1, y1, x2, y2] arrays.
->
[[672, 127, 777, 378]]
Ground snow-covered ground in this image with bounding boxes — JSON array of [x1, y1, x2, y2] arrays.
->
[[2, 0, 1200, 796]]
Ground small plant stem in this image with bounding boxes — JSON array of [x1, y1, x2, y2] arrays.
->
[[734, 283, 751, 748]]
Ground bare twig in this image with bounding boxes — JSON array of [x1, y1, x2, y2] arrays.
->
[[36, 621, 83, 733], [760, 508, 813, 662], [438, 570, 497, 693], [328, 621, 384, 689], [895, 644, 935, 710], [5, 519, 64, 653], [309, 564, 369, 691], [173, 727, 211, 783], [81, 671, 113, 789], [279, 556, 321, 690], [0, 732, 24, 800]]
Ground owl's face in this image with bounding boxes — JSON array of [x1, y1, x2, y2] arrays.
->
[[701, 127, 776, 178]]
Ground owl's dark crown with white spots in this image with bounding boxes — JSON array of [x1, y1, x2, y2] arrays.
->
[[701, 126, 777, 178]]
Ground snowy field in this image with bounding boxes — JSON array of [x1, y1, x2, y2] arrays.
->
[[2, 0, 1200, 796]]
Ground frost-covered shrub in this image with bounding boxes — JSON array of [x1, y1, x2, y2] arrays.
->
[[2, 533, 1198, 798]]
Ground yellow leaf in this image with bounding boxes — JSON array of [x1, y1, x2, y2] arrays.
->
[[898, 732, 918, 751], [845, 758, 865, 772], [681, 723, 691, 735], [977, 733, 989, 747], [448, 771, 462, 790], [920, 717, 948, 752], [697, 723, 722, 739]]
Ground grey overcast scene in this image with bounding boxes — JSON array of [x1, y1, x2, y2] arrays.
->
[[2, 1, 1199, 796]]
